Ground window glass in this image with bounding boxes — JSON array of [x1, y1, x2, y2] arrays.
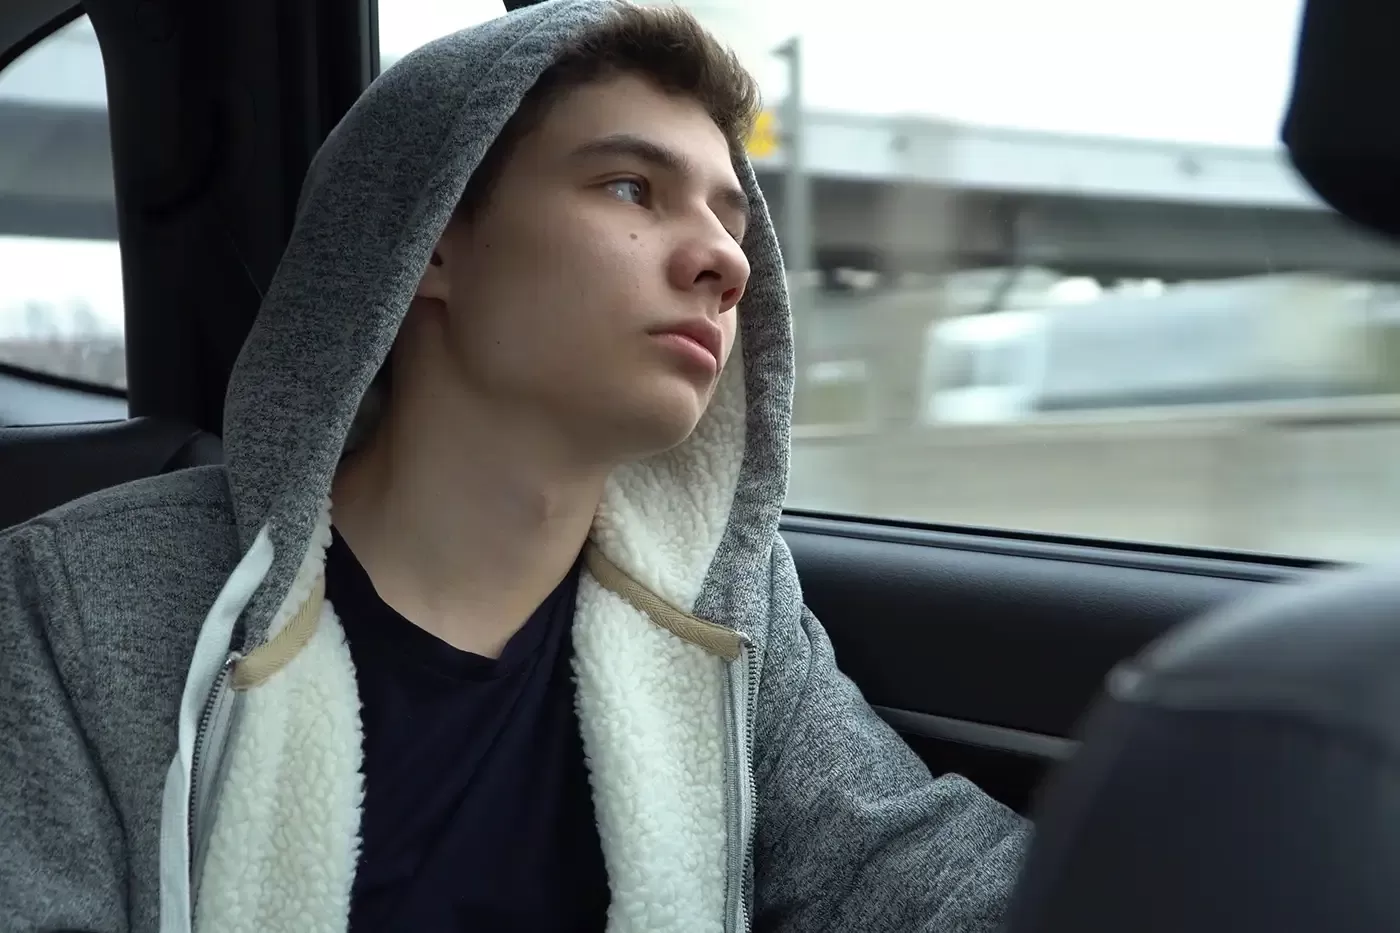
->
[[0, 15, 124, 391], [379, 0, 1400, 563]]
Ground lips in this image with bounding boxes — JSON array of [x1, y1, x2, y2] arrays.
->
[[654, 318, 723, 365]]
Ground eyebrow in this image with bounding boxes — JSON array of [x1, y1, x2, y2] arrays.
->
[[569, 132, 752, 225]]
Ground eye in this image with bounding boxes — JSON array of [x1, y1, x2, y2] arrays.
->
[[604, 177, 648, 205]]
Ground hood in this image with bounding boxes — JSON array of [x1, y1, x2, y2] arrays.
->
[[221, 0, 795, 651]]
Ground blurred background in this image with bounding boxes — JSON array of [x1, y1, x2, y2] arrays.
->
[[7, 0, 1400, 562]]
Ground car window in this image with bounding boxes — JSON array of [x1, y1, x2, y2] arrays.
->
[[380, 0, 1400, 564], [0, 15, 125, 391]]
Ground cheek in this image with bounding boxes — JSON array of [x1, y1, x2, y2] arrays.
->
[[455, 194, 669, 365], [454, 233, 635, 375], [457, 209, 603, 328]]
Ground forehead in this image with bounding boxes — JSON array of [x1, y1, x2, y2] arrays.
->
[[521, 73, 737, 179]]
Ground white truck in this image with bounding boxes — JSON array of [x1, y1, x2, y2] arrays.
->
[[922, 274, 1400, 423]]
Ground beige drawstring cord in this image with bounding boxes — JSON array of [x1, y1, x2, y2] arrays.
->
[[583, 543, 743, 661], [232, 576, 326, 690], [228, 543, 741, 690]]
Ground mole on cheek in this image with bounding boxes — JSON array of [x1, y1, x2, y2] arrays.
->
[[630, 233, 638, 240]]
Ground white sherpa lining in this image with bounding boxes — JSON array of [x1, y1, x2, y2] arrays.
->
[[593, 336, 746, 607], [573, 577, 730, 933], [575, 335, 747, 932], [185, 342, 749, 933], [195, 509, 366, 933]]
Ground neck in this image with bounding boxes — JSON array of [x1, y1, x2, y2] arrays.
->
[[331, 384, 610, 657]]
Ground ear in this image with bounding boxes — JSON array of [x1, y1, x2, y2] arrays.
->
[[414, 232, 453, 303]]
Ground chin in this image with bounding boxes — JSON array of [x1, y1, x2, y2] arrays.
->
[[606, 385, 709, 461]]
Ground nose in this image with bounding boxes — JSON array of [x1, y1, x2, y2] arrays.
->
[[666, 221, 750, 315]]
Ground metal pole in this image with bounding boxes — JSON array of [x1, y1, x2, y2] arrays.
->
[[776, 37, 811, 279], [775, 36, 814, 407]]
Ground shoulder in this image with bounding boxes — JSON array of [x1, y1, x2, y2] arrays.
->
[[0, 467, 242, 908], [5, 464, 239, 575], [10, 463, 237, 539], [2, 463, 241, 649]]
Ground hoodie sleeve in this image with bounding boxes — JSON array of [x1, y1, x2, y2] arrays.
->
[[0, 524, 128, 932], [750, 600, 1031, 933]]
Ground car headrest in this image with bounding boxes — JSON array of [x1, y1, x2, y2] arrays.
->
[[1283, 0, 1400, 239], [0, 417, 224, 530], [1001, 558, 1400, 933]]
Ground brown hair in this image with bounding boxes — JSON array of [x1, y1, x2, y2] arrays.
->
[[455, 2, 762, 220]]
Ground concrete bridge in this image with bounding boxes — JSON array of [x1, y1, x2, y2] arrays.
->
[[5, 19, 1397, 282]]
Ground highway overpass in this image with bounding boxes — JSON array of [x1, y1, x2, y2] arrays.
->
[[5, 20, 1400, 281]]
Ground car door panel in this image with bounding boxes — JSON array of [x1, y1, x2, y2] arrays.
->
[[781, 512, 1323, 811]]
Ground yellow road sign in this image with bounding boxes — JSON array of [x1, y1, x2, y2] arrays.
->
[[747, 109, 779, 159]]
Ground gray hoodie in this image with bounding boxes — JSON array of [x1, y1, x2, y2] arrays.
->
[[0, 2, 1029, 931]]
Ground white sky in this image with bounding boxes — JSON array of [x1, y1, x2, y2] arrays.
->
[[0, 237, 126, 336], [0, 0, 1308, 338], [381, 0, 1306, 147]]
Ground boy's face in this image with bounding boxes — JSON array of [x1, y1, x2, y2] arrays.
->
[[414, 72, 751, 463]]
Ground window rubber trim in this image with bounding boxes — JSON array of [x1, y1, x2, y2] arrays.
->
[[0, 3, 82, 73], [780, 508, 1332, 581]]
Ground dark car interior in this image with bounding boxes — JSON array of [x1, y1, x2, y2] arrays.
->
[[2, 0, 1398, 916]]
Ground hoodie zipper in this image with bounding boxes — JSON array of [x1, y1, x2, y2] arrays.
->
[[725, 635, 760, 933], [187, 652, 240, 907]]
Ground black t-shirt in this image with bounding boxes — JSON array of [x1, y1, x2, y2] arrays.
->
[[326, 528, 610, 932]]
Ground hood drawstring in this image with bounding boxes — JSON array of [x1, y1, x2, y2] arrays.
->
[[232, 576, 326, 690], [228, 541, 738, 691], [583, 542, 744, 661]]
